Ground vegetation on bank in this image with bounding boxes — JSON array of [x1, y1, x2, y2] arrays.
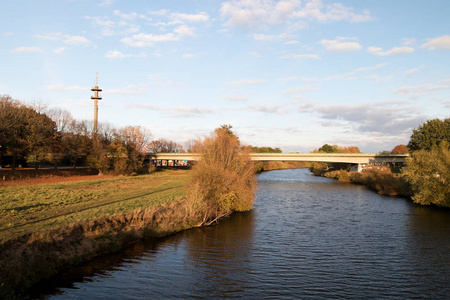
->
[[0, 170, 192, 298], [310, 118, 450, 207], [0, 170, 188, 243], [405, 141, 450, 207], [254, 161, 307, 173], [187, 125, 256, 226], [0, 125, 259, 298], [310, 165, 412, 197]]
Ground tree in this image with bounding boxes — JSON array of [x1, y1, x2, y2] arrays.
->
[[25, 110, 58, 168], [315, 144, 360, 153], [242, 145, 282, 153], [404, 141, 450, 207], [149, 139, 184, 153], [188, 125, 256, 225], [341, 146, 361, 153], [0, 96, 57, 169], [408, 118, 450, 152], [318, 144, 334, 153], [111, 126, 152, 174], [63, 120, 93, 169], [391, 144, 409, 154]]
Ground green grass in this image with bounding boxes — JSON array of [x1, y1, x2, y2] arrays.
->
[[0, 169, 189, 243]]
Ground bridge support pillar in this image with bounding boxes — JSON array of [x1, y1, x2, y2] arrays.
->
[[357, 163, 363, 172]]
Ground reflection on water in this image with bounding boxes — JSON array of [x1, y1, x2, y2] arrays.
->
[[183, 212, 255, 298], [37, 169, 450, 299]]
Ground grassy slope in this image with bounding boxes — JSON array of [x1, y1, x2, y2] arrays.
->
[[0, 169, 189, 243]]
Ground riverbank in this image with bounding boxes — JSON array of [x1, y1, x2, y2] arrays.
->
[[309, 166, 412, 197], [255, 161, 307, 173], [0, 169, 202, 298]]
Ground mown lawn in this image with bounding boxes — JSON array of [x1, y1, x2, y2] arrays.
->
[[0, 169, 189, 243]]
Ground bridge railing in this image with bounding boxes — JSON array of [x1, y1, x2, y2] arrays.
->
[[149, 153, 409, 164]]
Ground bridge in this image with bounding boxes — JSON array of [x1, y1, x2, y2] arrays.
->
[[150, 153, 409, 172]]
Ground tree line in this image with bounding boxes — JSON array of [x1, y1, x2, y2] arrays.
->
[[0, 95, 185, 174], [0, 96, 282, 174], [309, 118, 449, 207], [404, 118, 450, 207]]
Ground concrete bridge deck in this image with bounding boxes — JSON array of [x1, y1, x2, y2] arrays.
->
[[150, 153, 409, 170]]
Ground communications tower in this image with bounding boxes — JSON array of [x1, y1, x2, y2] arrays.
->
[[91, 72, 102, 139]]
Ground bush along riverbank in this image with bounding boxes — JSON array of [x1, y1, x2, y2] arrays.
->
[[309, 164, 413, 198], [0, 125, 257, 298], [0, 199, 201, 299], [254, 161, 307, 173]]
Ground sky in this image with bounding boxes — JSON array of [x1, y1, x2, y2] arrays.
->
[[1, 0, 449, 153]]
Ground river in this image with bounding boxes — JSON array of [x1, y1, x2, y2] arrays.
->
[[37, 169, 450, 299]]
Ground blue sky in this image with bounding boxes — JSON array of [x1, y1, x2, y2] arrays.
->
[[1, 0, 449, 152]]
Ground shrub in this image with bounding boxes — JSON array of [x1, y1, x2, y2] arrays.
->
[[404, 141, 450, 207], [350, 167, 411, 196], [187, 125, 256, 225]]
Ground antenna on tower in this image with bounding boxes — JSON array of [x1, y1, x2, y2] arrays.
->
[[91, 72, 102, 140]]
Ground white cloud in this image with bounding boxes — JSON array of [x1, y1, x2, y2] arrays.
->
[[85, 15, 139, 36], [99, 0, 114, 6], [421, 35, 450, 50], [282, 86, 317, 94], [284, 40, 300, 45], [105, 50, 130, 59], [169, 12, 209, 23], [128, 104, 214, 118], [276, 77, 299, 81], [182, 53, 196, 58], [11, 46, 42, 53], [404, 67, 422, 76], [250, 51, 263, 57], [320, 37, 362, 53], [364, 74, 394, 82], [5, 32, 13, 36], [293, 0, 373, 23], [84, 15, 115, 27], [355, 63, 388, 72], [63, 35, 90, 46], [394, 81, 450, 98], [228, 79, 267, 86], [280, 53, 321, 59], [148, 9, 170, 16], [245, 104, 287, 114], [121, 25, 195, 47], [220, 0, 372, 29], [104, 85, 148, 95], [315, 102, 423, 135], [253, 33, 277, 41], [46, 84, 85, 91], [54, 47, 65, 54], [174, 25, 196, 37], [402, 38, 417, 45], [222, 95, 249, 101], [35, 32, 90, 46], [113, 10, 145, 20], [367, 46, 414, 56]]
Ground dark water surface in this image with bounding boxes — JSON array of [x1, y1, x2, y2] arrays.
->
[[39, 169, 450, 299]]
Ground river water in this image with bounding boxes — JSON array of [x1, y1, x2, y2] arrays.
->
[[39, 169, 450, 299]]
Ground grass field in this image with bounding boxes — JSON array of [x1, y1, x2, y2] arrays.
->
[[0, 169, 189, 243]]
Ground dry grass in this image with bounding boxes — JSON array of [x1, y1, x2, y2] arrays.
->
[[317, 166, 412, 197], [187, 126, 257, 226], [254, 161, 307, 173], [350, 167, 412, 197], [0, 197, 202, 298], [0, 169, 197, 297], [0, 169, 188, 243]]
